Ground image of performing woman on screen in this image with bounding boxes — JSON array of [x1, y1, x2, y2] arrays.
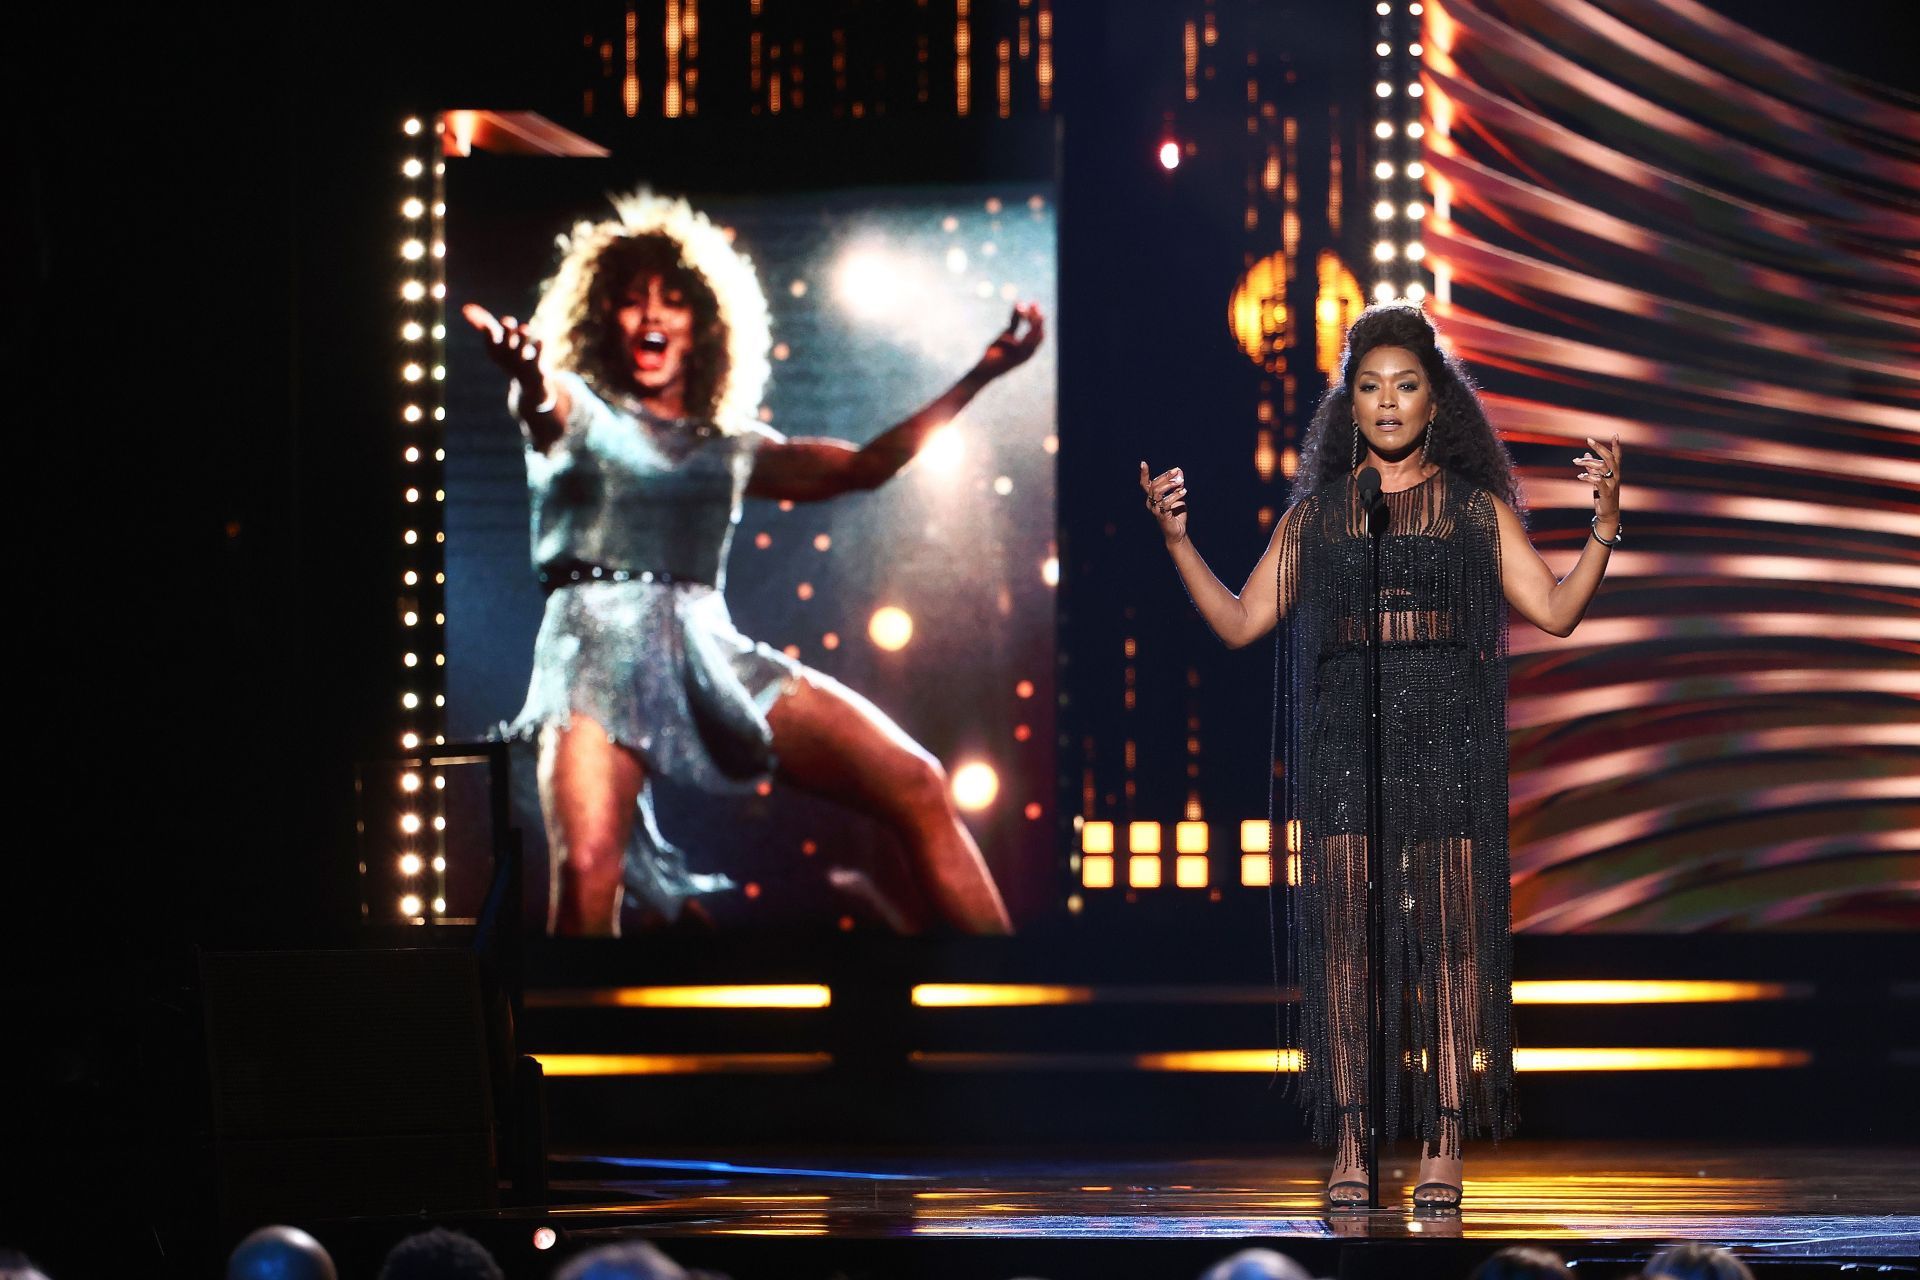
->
[[461, 192, 1043, 938]]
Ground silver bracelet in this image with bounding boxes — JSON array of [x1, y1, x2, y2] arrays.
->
[[1590, 514, 1623, 547]]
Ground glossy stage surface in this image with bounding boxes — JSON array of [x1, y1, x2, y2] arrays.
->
[[535, 1143, 1920, 1262]]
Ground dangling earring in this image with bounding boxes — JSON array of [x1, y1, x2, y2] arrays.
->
[[1351, 420, 1361, 471], [1421, 416, 1434, 465]]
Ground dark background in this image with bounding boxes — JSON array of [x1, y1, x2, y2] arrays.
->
[[10, 0, 1913, 1262]]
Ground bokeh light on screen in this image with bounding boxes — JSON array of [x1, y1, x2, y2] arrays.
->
[[952, 762, 999, 811], [835, 246, 915, 321], [917, 425, 965, 474], [868, 606, 914, 651]]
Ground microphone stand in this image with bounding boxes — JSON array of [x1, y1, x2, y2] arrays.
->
[[1358, 474, 1389, 1210]]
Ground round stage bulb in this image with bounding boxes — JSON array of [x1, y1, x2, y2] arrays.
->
[[1406, 241, 1426, 261], [403, 117, 422, 135], [1374, 241, 1396, 261], [1407, 201, 1426, 219], [1410, 43, 1424, 56], [532, 1228, 557, 1251], [1408, 83, 1424, 98], [402, 159, 423, 178], [1375, 121, 1393, 139], [1376, 2, 1390, 12], [1408, 161, 1426, 178], [400, 853, 422, 876], [1406, 283, 1427, 301], [952, 762, 1000, 811], [432, 898, 446, 914], [402, 197, 424, 218], [919, 425, 964, 473], [400, 894, 422, 917], [1376, 82, 1393, 98], [400, 813, 422, 834], [1408, 122, 1426, 138], [402, 321, 423, 340], [1374, 200, 1394, 220], [401, 772, 420, 790], [868, 606, 914, 651], [1158, 141, 1181, 170], [1375, 42, 1391, 56], [1374, 282, 1396, 302], [401, 732, 420, 749], [834, 249, 906, 321], [401, 281, 425, 301], [1375, 161, 1393, 179]]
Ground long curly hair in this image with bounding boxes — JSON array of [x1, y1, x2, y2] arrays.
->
[[529, 191, 772, 432], [1294, 303, 1522, 513]]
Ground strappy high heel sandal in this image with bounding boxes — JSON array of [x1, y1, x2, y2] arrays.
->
[[1411, 1106, 1464, 1214], [1324, 1103, 1371, 1212]]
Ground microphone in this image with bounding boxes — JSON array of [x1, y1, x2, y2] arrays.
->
[[1355, 466, 1388, 535]]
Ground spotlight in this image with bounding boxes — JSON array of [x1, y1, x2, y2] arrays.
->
[[951, 762, 999, 811], [532, 1228, 557, 1251], [918, 425, 965, 472], [834, 246, 909, 321], [403, 117, 423, 135], [1158, 140, 1181, 170], [869, 606, 914, 651]]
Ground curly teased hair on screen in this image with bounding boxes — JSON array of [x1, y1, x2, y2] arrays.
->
[[530, 191, 772, 432], [1294, 303, 1523, 515]]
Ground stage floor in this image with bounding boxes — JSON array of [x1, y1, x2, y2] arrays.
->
[[538, 1143, 1920, 1259]]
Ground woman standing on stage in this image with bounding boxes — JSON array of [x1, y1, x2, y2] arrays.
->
[[463, 191, 1043, 937], [1140, 303, 1622, 1212]]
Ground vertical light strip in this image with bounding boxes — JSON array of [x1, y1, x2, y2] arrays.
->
[[1369, 3, 1428, 304], [955, 0, 972, 116], [665, 0, 684, 118], [395, 115, 449, 924], [1036, 0, 1053, 109]]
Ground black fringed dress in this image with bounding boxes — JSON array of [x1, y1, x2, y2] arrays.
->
[[1277, 469, 1517, 1157]]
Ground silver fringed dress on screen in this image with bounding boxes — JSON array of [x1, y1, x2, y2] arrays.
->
[[1277, 469, 1517, 1157], [504, 371, 801, 912]]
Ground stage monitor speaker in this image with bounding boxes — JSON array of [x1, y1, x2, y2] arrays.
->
[[201, 948, 497, 1223]]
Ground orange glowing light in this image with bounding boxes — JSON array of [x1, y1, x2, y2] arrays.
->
[[1175, 854, 1209, 888], [1128, 855, 1163, 889], [951, 761, 999, 811], [1128, 821, 1162, 854], [1081, 820, 1115, 854], [868, 606, 914, 650], [1081, 854, 1115, 889]]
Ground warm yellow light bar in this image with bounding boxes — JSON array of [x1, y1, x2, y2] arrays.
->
[[1514, 1048, 1810, 1071], [914, 984, 1095, 1007], [527, 984, 831, 1009], [1512, 981, 1797, 1005], [1141, 1049, 1303, 1072], [534, 1052, 832, 1076], [910, 1048, 1808, 1073]]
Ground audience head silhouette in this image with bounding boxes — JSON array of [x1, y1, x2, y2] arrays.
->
[[552, 1242, 696, 1280], [1643, 1242, 1755, 1280], [1470, 1246, 1573, 1280], [376, 1228, 504, 1280], [225, 1226, 338, 1280], [1198, 1247, 1314, 1280]]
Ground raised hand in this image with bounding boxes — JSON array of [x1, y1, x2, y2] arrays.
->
[[1139, 460, 1188, 543], [1574, 433, 1622, 522], [973, 302, 1046, 382], [461, 302, 545, 389]]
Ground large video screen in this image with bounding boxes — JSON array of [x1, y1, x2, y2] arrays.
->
[[444, 158, 1058, 934]]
